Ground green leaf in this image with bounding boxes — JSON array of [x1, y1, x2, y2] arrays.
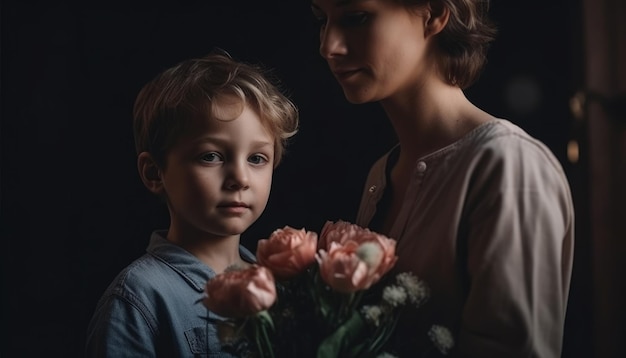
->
[[316, 310, 368, 358]]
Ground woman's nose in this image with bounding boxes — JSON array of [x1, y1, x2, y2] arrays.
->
[[319, 24, 347, 60]]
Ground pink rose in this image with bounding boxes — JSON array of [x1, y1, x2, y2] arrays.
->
[[316, 223, 398, 293], [256, 226, 318, 280], [203, 265, 277, 318], [318, 220, 382, 250]]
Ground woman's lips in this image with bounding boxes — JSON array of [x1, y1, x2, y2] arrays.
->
[[333, 68, 362, 81]]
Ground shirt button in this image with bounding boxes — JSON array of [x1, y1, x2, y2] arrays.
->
[[368, 185, 377, 193], [416, 161, 427, 173]]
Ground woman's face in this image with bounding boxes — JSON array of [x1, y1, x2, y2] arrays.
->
[[312, 0, 432, 104]]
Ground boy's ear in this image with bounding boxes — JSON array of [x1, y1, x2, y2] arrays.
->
[[137, 152, 164, 195], [424, 3, 450, 38]]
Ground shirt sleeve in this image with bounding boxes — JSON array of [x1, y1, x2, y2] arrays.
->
[[457, 136, 574, 358], [85, 293, 159, 358]]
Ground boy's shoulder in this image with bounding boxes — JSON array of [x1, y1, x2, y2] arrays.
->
[[104, 253, 173, 299]]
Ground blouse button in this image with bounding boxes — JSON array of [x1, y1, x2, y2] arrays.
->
[[416, 161, 427, 173], [368, 185, 377, 193]]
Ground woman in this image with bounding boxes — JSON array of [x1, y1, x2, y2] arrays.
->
[[310, 0, 574, 357]]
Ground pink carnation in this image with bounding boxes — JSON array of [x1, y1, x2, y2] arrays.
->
[[316, 221, 397, 293], [256, 226, 318, 280], [203, 265, 277, 318]]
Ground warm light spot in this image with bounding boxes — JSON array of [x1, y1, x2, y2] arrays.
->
[[569, 91, 586, 120], [567, 140, 579, 164]]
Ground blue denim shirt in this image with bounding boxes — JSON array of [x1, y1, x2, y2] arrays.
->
[[86, 231, 256, 357]]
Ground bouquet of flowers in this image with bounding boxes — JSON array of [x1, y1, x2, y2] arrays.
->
[[201, 220, 454, 357]]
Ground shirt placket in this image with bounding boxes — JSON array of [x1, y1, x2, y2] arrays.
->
[[389, 160, 428, 244]]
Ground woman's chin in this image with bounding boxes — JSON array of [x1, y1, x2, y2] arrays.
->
[[342, 90, 376, 104]]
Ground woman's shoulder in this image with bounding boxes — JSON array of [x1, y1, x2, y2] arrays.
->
[[464, 118, 542, 148], [460, 119, 571, 195], [465, 118, 563, 169]]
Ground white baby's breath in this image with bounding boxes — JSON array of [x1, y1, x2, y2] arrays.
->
[[428, 325, 455, 355], [382, 285, 408, 307], [361, 305, 383, 327], [395, 272, 430, 307]]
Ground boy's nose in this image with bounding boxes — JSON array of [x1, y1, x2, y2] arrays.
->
[[225, 162, 250, 190]]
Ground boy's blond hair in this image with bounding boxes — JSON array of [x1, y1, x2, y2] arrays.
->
[[133, 51, 299, 168]]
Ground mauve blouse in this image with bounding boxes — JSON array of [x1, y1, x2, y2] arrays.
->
[[356, 119, 574, 358]]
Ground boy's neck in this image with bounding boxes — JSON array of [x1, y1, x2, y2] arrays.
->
[[166, 228, 248, 274]]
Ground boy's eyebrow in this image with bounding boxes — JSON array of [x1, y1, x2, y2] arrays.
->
[[196, 137, 273, 147], [250, 140, 274, 148]]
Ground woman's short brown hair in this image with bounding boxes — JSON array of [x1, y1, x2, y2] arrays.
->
[[403, 0, 497, 89]]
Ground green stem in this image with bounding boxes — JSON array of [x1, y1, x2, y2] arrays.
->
[[250, 312, 275, 358], [259, 320, 275, 358], [254, 320, 266, 358], [348, 291, 365, 314], [368, 310, 400, 354]]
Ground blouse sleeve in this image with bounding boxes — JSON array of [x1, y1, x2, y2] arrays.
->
[[457, 135, 574, 358]]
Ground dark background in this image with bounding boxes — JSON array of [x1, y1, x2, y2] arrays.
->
[[1, 0, 591, 357]]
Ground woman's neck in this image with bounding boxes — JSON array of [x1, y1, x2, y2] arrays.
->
[[381, 81, 492, 165]]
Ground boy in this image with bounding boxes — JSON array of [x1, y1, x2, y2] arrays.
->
[[86, 52, 299, 357]]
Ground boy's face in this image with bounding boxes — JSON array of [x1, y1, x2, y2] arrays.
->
[[160, 100, 275, 239]]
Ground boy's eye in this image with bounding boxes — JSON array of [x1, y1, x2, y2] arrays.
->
[[248, 154, 269, 165], [200, 152, 223, 163]]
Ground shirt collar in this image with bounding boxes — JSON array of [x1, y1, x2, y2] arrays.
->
[[146, 230, 256, 292]]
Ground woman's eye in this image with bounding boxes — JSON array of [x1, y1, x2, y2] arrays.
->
[[341, 12, 368, 27], [248, 154, 269, 165], [311, 7, 326, 27], [200, 152, 223, 163], [314, 16, 327, 28]]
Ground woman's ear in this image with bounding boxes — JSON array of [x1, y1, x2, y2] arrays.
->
[[137, 152, 164, 195], [424, 2, 450, 38]]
